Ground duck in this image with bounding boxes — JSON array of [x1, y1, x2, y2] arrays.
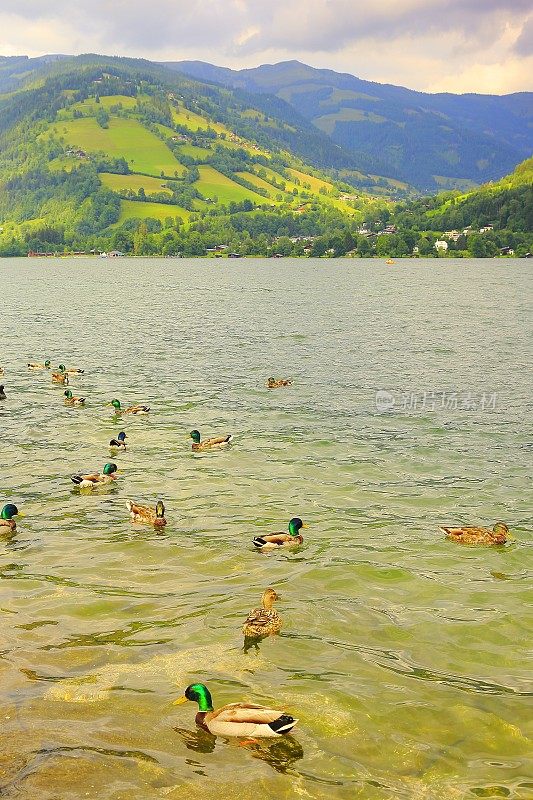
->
[[28, 360, 51, 370], [71, 462, 119, 488], [126, 500, 166, 528], [65, 367, 84, 375], [173, 683, 298, 738], [253, 517, 307, 550], [64, 389, 85, 406], [440, 522, 509, 545], [52, 365, 69, 385], [190, 430, 233, 451], [109, 431, 127, 450], [0, 385, 6, 400], [242, 588, 282, 639], [110, 399, 150, 415], [266, 378, 292, 389], [0, 367, 4, 376], [0, 504, 23, 533]]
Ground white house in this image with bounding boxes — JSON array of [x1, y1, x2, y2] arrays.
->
[[435, 240, 448, 251]]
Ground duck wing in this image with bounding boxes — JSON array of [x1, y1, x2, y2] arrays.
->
[[204, 435, 232, 447], [126, 500, 155, 521]]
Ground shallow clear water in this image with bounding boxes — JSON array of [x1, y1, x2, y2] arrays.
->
[[1, 257, 532, 800]]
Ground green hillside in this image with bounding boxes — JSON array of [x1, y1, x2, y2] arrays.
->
[[0, 55, 529, 259], [0, 55, 389, 257], [174, 60, 533, 191]]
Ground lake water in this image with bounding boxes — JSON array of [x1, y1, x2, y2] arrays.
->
[[1, 257, 532, 800]]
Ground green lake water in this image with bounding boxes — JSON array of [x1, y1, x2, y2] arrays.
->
[[1, 257, 532, 800]]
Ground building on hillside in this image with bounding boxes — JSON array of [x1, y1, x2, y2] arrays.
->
[[500, 246, 515, 255], [479, 225, 494, 233], [434, 240, 448, 252], [444, 230, 461, 242]]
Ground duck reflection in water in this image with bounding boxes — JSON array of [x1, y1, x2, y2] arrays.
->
[[173, 727, 303, 773]]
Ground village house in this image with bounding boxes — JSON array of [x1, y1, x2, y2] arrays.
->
[[434, 240, 449, 252], [444, 230, 462, 242], [479, 225, 494, 234]]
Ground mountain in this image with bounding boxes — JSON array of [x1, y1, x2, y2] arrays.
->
[[171, 60, 533, 192], [0, 54, 393, 257]]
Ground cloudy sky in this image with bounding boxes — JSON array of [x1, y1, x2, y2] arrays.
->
[[0, 0, 532, 94]]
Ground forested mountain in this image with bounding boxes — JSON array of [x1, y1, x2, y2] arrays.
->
[[173, 60, 533, 191], [0, 54, 530, 259]]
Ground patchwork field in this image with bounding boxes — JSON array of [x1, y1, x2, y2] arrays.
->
[[117, 200, 190, 224], [194, 166, 271, 205], [287, 168, 336, 194], [50, 117, 184, 177], [235, 171, 290, 200], [99, 173, 174, 196]]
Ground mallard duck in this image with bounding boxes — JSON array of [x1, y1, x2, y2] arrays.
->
[[71, 462, 119, 488], [110, 431, 127, 449], [64, 389, 85, 406], [65, 367, 84, 375], [440, 522, 509, 545], [52, 365, 69, 385], [190, 430, 233, 451], [0, 385, 6, 400], [253, 517, 307, 550], [173, 683, 298, 738], [242, 588, 282, 639], [126, 500, 166, 528], [28, 360, 51, 370], [110, 399, 150, 415], [266, 378, 292, 389], [0, 504, 23, 532]]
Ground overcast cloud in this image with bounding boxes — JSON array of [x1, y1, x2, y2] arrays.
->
[[0, 0, 531, 93]]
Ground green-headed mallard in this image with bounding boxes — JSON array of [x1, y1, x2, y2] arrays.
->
[[126, 500, 166, 528], [242, 588, 282, 639], [190, 430, 232, 451], [0, 504, 23, 532], [253, 517, 306, 550], [173, 683, 298, 738], [28, 360, 51, 370], [440, 522, 509, 545], [266, 378, 292, 389], [71, 462, 119, 488], [64, 389, 85, 406], [0, 385, 6, 401], [110, 431, 127, 450], [52, 365, 69, 385], [110, 399, 150, 415]]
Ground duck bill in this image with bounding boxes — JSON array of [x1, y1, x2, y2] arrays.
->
[[16, 512, 26, 518], [301, 524, 309, 528], [173, 696, 188, 705]]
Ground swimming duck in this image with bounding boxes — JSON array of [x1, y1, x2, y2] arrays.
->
[[0, 504, 23, 532], [71, 462, 119, 488], [242, 588, 282, 639], [126, 500, 166, 528], [440, 522, 509, 545], [266, 378, 292, 389], [64, 389, 85, 406], [28, 360, 51, 370], [190, 430, 233, 451], [110, 399, 150, 415], [109, 432, 127, 449], [0, 385, 6, 400], [173, 683, 298, 738], [253, 518, 306, 550], [52, 365, 69, 385]]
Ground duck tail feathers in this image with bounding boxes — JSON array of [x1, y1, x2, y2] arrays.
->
[[125, 500, 133, 512], [226, 434, 233, 443], [268, 715, 298, 733], [71, 475, 83, 485], [253, 536, 267, 548]]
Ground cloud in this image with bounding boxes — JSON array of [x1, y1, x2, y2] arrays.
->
[[0, 0, 531, 93]]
